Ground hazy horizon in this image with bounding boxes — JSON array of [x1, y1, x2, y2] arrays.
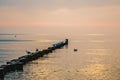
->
[[0, 0, 120, 34]]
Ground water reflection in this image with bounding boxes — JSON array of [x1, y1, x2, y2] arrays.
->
[[89, 40, 105, 43], [81, 64, 120, 80], [86, 34, 104, 36], [3, 33, 120, 80], [87, 49, 110, 56], [35, 40, 56, 43]]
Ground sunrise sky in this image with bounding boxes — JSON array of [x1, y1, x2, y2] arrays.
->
[[0, 0, 120, 33]]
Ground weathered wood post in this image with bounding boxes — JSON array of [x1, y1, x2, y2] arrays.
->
[[0, 67, 4, 79], [0, 39, 69, 79], [65, 39, 68, 45]]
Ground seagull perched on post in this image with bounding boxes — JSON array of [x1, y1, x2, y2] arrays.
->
[[25, 50, 31, 55], [36, 48, 39, 53]]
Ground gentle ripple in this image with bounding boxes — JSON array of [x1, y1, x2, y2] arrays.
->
[[1, 33, 120, 80]]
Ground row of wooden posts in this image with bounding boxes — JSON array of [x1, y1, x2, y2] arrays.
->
[[0, 39, 68, 79]]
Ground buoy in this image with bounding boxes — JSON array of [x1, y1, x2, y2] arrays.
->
[[74, 48, 78, 52]]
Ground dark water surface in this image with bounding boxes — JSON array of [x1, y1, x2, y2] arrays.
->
[[0, 33, 120, 80]]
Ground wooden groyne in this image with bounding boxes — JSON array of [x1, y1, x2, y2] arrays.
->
[[0, 39, 68, 79]]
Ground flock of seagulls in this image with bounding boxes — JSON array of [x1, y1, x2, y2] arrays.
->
[[25, 48, 39, 55], [26, 48, 78, 55]]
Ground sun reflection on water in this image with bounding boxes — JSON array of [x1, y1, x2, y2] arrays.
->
[[86, 49, 110, 56], [81, 64, 120, 80]]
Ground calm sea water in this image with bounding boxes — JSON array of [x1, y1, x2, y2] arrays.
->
[[0, 34, 66, 66], [0, 33, 120, 80]]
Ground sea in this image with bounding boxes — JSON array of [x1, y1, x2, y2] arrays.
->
[[0, 33, 120, 80]]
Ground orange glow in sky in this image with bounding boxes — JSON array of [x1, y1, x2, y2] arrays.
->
[[0, 0, 120, 33]]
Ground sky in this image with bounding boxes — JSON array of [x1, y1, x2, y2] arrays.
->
[[0, 0, 120, 34]]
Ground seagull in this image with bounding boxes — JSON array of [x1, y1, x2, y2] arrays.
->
[[25, 50, 31, 55], [36, 48, 39, 53]]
